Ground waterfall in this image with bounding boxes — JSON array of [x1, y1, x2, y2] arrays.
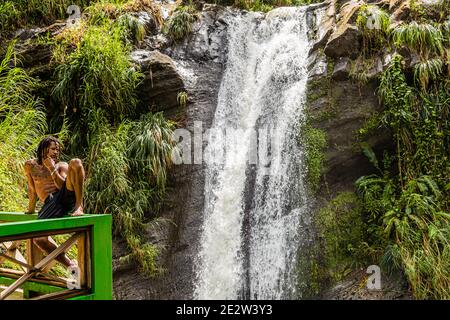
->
[[194, 6, 315, 300]]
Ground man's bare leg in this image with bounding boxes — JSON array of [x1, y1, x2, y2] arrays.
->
[[66, 158, 85, 216], [33, 237, 72, 268]]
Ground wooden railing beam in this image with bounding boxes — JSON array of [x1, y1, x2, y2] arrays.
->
[[0, 232, 81, 300]]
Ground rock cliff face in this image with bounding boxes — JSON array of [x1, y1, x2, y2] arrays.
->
[[112, 1, 405, 299], [302, 0, 415, 299], [307, 0, 391, 201], [113, 4, 233, 299], [9, 0, 412, 299], [111, 1, 400, 299]]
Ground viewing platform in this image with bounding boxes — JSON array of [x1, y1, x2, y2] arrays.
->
[[0, 212, 112, 300]]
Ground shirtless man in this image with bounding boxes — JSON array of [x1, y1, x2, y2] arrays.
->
[[25, 136, 85, 267]]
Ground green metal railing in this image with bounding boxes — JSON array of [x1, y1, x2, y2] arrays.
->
[[0, 212, 112, 300]]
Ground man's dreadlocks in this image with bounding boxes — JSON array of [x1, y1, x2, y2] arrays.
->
[[36, 136, 61, 165]]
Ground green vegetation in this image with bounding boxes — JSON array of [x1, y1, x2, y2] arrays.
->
[[84, 113, 177, 275], [355, 56, 450, 299], [0, 1, 178, 277], [302, 124, 327, 193], [53, 22, 143, 132], [413, 57, 443, 90], [314, 2, 450, 299], [0, 43, 46, 212], [357, 112, 380, 139], [0, 0, 91, 36], [163, 5, 198, 43], [177, 91, 188, 108], [315, 192, 367, 282], [51, 4, 177, 276], [115, 13, 146, 44], [356, 5, 391, 57], [393, 22, 444, 57]]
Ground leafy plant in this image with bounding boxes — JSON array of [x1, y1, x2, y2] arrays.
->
[[114, 13, 146, 44], [127, 112, 178, 193], [177, 91, 188, 108], [0, 43, 46, 211], [356, 5, 391, 56], [0, 1, 20, 35], [355, 53, 450, 299], [83, 111, 177, 277], [393, 22, 444, 58], [315, 192, 367, 282], [53, 22, 143, 153], [163, 6, 197, 42], [413, 57, 443, 89], [0, 0, 91, 34], [119, 234, 162, 275]]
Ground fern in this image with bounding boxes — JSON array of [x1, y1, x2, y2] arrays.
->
[[393, 22, 444, 57], [413, 58, 443, 89]]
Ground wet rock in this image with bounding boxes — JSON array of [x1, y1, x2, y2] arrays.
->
[[391, 0, 413, 21], [135, 11, 158, 34], [308, 51, 329, 79], [324, 24, 361, 58], [310, 0, 336, 53], [165, 4, 232, 63], [324, 0, 363, 59], [332, 57, 351, 80], [13, 22, 66, 41], [335, 0, 364, 25], [13, 28, 43, 41], [322, 269, 412, 300], [14, 43, 53, 70], [131, 49, 185, 114], [366, 57, 384, 79]]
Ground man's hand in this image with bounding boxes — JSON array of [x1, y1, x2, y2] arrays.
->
[[43, 157, 56, 171]]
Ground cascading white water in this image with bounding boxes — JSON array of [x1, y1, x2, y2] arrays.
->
[[195, 6, 314, 300]]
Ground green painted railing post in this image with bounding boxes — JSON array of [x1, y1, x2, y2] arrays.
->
[[0, 212, 113, 300]]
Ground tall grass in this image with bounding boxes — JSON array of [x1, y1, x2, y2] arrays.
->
[[128, 113, 177, 193], [357, 173, 450, 299], [393, 22, 444, 58], [413, 57, 443, 89], [0, 43, 46, 211], [0, 0, 92, 35], [86, 0, 163, 28], [84, 111, 177, 276], [47, 2, 180, 276], [53, 22, 143, 153], [114, 13, 146, 44], [163, 6, 197, 43]]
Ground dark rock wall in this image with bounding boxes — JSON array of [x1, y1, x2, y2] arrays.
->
[[113, 4, 232, 299], [113, 1, 395, 299], [8, 1, 402, 299]]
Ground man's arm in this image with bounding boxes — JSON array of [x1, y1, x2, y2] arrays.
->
[[43, 158, 68, 190], [25, 161, 37, 214]]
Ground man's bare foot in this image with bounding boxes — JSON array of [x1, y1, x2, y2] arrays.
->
[[70, 207, 84, 216], [69, 259, 78, 268]]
